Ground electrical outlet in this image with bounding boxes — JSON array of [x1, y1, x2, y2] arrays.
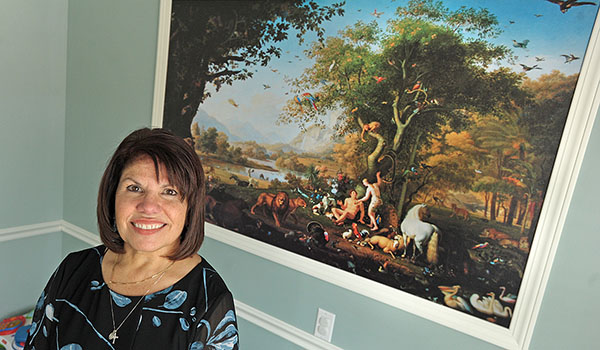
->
[[314, 308, 335, 342]]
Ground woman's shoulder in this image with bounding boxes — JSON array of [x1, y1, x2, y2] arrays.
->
[[58, 245, 105, 272], [63, 245, 105, 261], [183, 257, 231, 295]]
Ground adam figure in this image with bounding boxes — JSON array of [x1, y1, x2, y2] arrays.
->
[[331, 190, 365, 225]]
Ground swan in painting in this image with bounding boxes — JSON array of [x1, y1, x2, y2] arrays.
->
[[499, 286, 517, 304], [438, 285, 472, 313], [470, 293, 494, 315], [470, 292, 513, 318]]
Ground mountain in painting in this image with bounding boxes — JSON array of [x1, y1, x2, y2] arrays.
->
[[288, 124, 338, 154], [193, 109, 274, 144]]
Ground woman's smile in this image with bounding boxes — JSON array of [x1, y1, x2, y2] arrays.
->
[[131, 220, 168, 233]]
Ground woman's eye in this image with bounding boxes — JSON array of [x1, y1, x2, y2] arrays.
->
[[126, 185, 142, 192], [164, 188, 178, 196]]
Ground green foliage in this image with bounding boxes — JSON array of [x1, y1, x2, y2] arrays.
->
[[275, 155, 306, 173], [285, 172, 303, 188], [163, 0, 345, 137], [280, 0, 524, 215], [268, 178, 285, 189], [198, 127, 218, 154]]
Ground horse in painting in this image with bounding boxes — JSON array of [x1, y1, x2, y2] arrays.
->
[[400, 204, 441, 264]]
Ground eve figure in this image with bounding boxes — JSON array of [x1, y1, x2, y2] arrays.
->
[[358, 171, 383, 231]]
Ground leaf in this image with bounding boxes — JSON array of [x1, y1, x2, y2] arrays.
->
[[180, 317, 190, 331], [60, 344, 83, 350], [162, 290, 187, 310], [110, 290, 132, 307], [189, 342, 204, 350], [90, 280, 104, 291]]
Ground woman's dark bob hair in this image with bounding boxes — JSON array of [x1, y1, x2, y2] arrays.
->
[[97, 128, 205, 260]]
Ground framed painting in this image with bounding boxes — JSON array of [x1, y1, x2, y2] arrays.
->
[[151, 0, 600, 348]]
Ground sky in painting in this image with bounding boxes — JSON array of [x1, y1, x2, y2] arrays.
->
[[195, 0, 599, 144]]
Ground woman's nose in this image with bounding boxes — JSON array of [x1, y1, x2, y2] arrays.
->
[[136, 192, 161, 214]]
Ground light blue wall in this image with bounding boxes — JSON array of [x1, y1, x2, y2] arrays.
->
[[2, 0, 599, 348], [0, 233, 64, 318], [63, 0, 160, 232], [0, 0, 67, 228]]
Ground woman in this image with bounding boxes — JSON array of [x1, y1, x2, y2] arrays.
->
[[358, 172, 383, 231], [25, 128, 239, 349]]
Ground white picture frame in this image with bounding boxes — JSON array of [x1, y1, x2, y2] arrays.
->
[[151, 1, 600, 348]]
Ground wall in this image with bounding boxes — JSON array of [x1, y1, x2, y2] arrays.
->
[[0, 0, 67, 228], [0, 0, 68, 317], [63, 0, 160, 232]]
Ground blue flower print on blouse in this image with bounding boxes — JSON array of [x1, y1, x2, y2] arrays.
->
[[163, 290, 187, 309], [110, 290, 132, 307], [190, 310, 238, 350]]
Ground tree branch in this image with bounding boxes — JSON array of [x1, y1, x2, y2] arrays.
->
[[206, 68, 242, 80]]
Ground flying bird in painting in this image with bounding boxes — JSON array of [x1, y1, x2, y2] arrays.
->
[[520, 64, 542, 71], [546, 0, 597, 13], [561, 53, 580, 63], [227, 99, 239, 108], [262, 84, 271, 89], [373, 76, 386, 84], [512, 39, 530, 48], [371, 9, 384, 18]]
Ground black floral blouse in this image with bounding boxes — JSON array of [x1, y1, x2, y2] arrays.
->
[[24, 246, 238, 350]]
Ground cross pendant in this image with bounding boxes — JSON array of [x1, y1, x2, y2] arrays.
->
[[109, 330, 118, 344]]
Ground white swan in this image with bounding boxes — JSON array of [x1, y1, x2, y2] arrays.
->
[[470, 292, 513, 318], [439, 285, 472, 313], [470, 293, 494, 315]]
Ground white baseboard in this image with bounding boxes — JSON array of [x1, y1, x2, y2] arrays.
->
[[0, 221, 338, 350]]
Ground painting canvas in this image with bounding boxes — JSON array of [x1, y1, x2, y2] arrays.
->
[[158, 0, 599, 337]]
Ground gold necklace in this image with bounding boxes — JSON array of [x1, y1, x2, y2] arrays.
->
[[108, 260, 175, 285], [107, 256, 174, 344], [108, 269, 167, 344]]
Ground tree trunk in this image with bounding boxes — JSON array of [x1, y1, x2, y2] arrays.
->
[[516, 197, 526, 225], [163, 72, 208, 139], [490, 192, 497, 221], [520, 194, 530, 234], [483, 192, 489, 218], [506, 195, 518, 226], [397, 132, 422, 218]]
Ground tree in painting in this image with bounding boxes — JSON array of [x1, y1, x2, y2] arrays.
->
[[164, 0, 345, 138], [281, 0, 527, 217]]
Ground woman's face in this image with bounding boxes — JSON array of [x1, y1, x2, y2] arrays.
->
[[114, 155, 188, 257]]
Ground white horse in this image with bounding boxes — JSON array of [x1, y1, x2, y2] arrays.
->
[[400, 204, 441, 263]]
